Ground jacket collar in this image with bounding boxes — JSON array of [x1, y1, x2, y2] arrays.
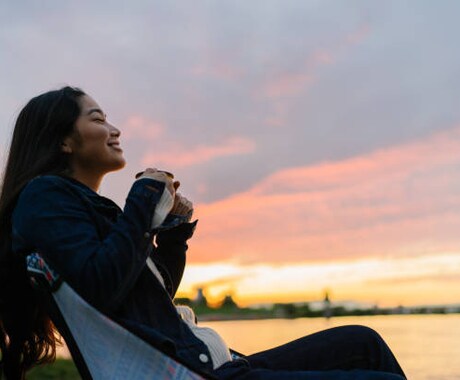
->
[[57, 175, 122, 216]]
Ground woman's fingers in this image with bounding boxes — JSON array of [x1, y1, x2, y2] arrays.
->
[[135, 169, 192, 216], [171, 193, 193, 216], [136, 168, 175, 194], [135, 168, 157, 179], [136, 168, 174, 179]]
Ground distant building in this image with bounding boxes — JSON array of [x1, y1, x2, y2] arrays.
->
[[323, 290, 332, 318], [194, 287, 208, 307], [221, 294, 239, 309]]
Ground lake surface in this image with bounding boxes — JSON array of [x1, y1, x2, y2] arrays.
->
[[202, 314, 460, 380], [57, 314, 460, 379]]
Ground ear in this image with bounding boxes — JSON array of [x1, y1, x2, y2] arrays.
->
[[61, 138, 73, 154]]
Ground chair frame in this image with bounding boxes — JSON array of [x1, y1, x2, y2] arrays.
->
[[26, 252, 213, 380]]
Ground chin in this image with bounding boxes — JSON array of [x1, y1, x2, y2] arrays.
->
[[109, 158, 127, 172], [115, 159, 127, 170]]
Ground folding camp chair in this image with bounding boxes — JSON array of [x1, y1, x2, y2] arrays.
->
[[26, 252, 212, 380], [26, 253, 406, 380]]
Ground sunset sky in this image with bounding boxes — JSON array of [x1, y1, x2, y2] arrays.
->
[[1, 1, 460, 307]]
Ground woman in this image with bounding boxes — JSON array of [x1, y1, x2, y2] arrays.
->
[[0, 86, 406, 379]]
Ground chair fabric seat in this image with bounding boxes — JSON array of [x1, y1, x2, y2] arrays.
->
[[26, 253, 206, 380]]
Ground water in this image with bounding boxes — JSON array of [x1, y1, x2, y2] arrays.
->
[[57, 314, 460, 379], [202, 314, 460, 380]]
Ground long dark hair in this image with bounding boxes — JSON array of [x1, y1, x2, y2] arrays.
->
[[0, 86, 85, 379]]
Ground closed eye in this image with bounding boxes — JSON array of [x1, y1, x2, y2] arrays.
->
[[87, 109, 107, 122]]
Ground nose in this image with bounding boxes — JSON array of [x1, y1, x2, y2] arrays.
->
[[108, 123, 121, 137]]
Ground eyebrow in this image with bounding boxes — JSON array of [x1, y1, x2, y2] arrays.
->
[[86, 108, 105, 116]]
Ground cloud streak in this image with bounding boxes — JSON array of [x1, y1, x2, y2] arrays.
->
[[141, 136, 256, 168], [260, 30, 368, 99], [178, 253, 460, 306], [258, 23, 371, 127], [121, 115, 164, 140], [190, 126, 460, 264]]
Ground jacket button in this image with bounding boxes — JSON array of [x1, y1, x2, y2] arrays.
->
[[199, 353, 209, 363], [144, 232, 150, 238]]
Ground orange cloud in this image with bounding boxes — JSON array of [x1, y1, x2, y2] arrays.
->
[[141, 136, 255, 168], [122, 115, 164, 140], [189, 126, 460, 264], [261, 23, 371, 125], [263, 73, 313, 98]]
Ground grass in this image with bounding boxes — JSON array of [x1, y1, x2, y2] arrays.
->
[[27, 359, 81, 380]]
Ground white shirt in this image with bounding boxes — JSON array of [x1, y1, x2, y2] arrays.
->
[[146, 257, 232, 369]]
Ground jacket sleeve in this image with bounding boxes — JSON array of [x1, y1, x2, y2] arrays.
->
[[153, 220, 198, 298], [12, 176, 165, 312]]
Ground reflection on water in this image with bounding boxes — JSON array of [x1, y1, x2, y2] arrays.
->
[[202, 314, 460, 380], [56, 314, 460, 379]]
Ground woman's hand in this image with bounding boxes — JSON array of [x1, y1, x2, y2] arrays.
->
[[170, 193, 194, 219], [136, 168, 175, 195], [136, 168, 193, 221], [170, 179, 194, 219]]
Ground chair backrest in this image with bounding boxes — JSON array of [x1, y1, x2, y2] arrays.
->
[[26, 253, 205, 380]]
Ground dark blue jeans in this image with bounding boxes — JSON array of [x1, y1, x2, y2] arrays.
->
[[215, 325, 407, 379]]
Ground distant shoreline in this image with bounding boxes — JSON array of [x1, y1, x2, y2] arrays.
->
[[196, 307, 460, 322]]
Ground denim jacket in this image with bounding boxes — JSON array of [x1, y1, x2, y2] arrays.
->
[[11, 175, 215, 374]]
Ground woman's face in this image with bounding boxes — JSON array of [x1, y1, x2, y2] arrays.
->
[[63, 95, 126, 178]]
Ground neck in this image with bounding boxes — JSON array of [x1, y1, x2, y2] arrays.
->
[[68, 169, 103, 192]]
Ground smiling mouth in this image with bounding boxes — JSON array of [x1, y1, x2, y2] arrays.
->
[[108, 143, 123, 151]]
